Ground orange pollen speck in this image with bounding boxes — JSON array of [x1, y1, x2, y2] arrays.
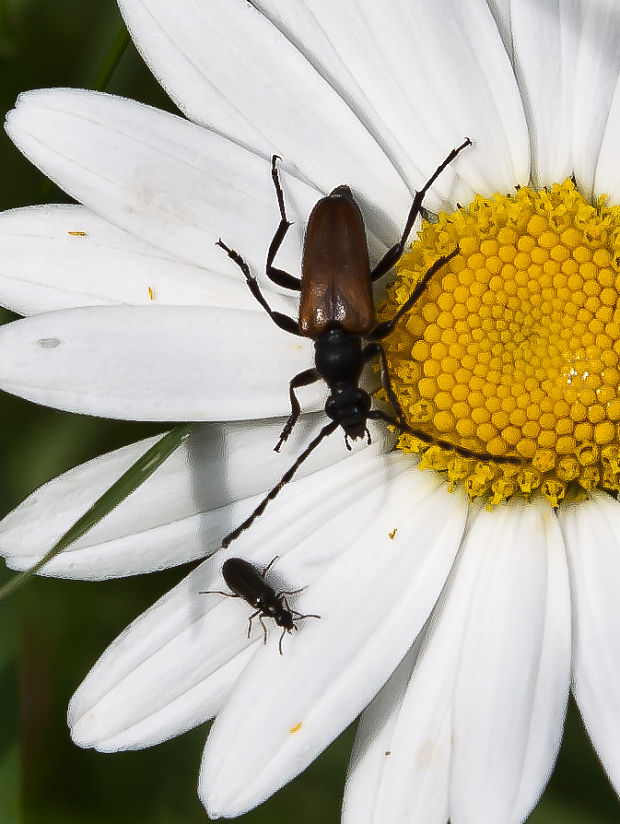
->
[[379, 178, 620, 507], [289, 722, 303, 734]]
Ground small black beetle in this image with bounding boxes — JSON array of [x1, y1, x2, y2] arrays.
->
[[219, 140, 519, 546], [201, 557, 319, 654]]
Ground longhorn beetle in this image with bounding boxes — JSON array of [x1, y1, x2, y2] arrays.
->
[[219, 139, 520, 547], [201, 557, 319, 654]]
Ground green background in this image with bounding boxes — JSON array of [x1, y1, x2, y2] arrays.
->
[[0, 1, 618, 822]]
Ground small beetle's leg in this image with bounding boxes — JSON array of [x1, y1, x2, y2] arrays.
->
[[216, 239, 302, 336], [222, 420, 339, 548], [266, 155, 302, 292], [280, 595, 319, 617], [369, 248, 459, 341], [362, 342, 406, 426], [247, 609, 261, 638], [290, 610, 321, 621], [259, 615, 268, 645], [261, 556, 280, 577], [276, 588, 305, 598], [370, 137, 471, 282], [279, 628, 286, 655], [282, 595, 301, 616], [367, 410, 522, 465], [276, 368, 321, 451]]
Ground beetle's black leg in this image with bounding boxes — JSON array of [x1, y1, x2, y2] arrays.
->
[[367, 409, 522, 465], [369, 248, 459, 341], [276, 368, 321, 451], [276, 588, 305, 598], [216, 238, 302, 336], [370, 137, 471, 282], [198, 589, 240, 597], [261, 556, 279, 577], [362, 341, 406, 426], [266, 155, 302, 292], [247, 609, 261, 638], [221, 420, 340, 548], [259, 615, 268, 645], [290, 610, 321, 621]]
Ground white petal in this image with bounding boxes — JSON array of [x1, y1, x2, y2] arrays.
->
[[593, 74, 620, 203], [351, 0, 528, 197], [69, 552, 256, 751], [68, 446, 402, 750], [343, 502, 488, 824], [342, 638, 452, 824], [510, 0, 580, 187], [559, 492, 620, 795], [249, 0, 471, 208], [0, 305, 318, 420], [200, 465, 468, 818], [573, 0, 620, 197], [486, 0, 514, 55], [1, 415, 390, 578], [117, 0, 412, 238], [451, 500, 571, 824], [0, 205, 295, 314], [255, 0, 528, 203], [5, 89, 344, 276]]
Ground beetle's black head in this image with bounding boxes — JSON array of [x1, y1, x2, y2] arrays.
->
[[325, 387, 371, 439], [329, 184, 354, 201], [275, 609, 294, 630]]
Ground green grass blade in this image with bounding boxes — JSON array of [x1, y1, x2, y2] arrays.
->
[[0, 423, 193, 600], [92, 24, 130, 92]]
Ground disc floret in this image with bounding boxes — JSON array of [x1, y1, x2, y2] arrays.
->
[[381, 179, 620, 507]]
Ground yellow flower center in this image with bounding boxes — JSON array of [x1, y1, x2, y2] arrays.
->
[[380, 179, 620, 507]]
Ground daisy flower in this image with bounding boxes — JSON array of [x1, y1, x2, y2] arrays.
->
[[1, 1, 620, 822]]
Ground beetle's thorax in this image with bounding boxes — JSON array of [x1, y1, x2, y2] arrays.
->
[[316, 326, 372, 438], [257, 592, 279, 614], [314, 326, 363, 388]]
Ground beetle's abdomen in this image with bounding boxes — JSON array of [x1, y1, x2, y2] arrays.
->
[[300, 187, 374, 336]]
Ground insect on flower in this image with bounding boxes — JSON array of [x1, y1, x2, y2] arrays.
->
[[219, 139, 520, 547], [201, 557, 320, 655]]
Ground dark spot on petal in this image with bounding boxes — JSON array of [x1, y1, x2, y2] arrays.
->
[[37, 337, 61, 348]]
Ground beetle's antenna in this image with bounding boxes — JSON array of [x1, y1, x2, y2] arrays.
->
[[221, 420, 340, 548], [367, 409, 523, 465]]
